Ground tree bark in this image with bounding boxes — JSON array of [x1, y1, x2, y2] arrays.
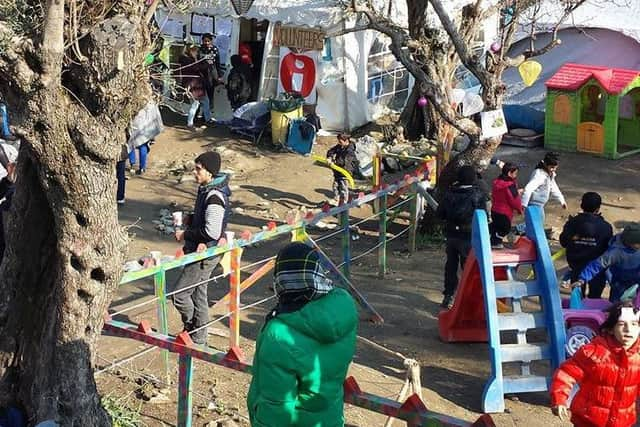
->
[[0, 2, 151, 424]]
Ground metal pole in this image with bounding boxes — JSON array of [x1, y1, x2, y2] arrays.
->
[[177, 354, 194, 427], [153, 270, 170, 384], [378, 193, 388, 278], [408, 187, 419, 254], [341, 209, 351, 279]]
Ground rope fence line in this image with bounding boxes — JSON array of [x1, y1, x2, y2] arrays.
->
[[100, 172, 455, 427]]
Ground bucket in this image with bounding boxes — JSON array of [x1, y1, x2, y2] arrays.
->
[[270, 106, 303, 145]]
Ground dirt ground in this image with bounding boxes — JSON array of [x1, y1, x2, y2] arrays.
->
[[97, 111, 640, 427]]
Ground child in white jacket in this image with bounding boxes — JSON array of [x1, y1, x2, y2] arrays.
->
[[521, 152, 567, 223]]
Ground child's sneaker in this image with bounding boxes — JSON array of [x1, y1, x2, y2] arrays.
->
[[440, 295, 453, 309]]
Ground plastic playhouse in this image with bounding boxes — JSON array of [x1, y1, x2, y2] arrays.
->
[[544, 63, 640, 159]]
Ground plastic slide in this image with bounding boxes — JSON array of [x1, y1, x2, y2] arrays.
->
[[438, 251, 509, 343]]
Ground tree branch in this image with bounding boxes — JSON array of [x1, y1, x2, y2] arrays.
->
[[427, 0, 489, 87], [40, 0, 65, 87]]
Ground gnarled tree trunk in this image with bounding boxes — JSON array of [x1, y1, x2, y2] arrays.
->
[[0, 1, 152, 424]]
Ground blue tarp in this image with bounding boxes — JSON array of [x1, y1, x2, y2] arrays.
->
[[502, 104, 545, 134]]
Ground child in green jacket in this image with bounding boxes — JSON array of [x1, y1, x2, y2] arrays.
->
[[247, 242, 358, 426]]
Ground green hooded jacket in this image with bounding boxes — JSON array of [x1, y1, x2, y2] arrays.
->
[[247, 288, 358, 426]]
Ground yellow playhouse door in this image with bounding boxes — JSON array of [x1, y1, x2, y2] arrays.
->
[[577, 122, 604, 154]]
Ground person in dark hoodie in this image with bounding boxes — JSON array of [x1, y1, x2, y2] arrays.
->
[[226, 54, 252, 110], [326, 133, 358, 205], [247, 242, 357, 426], [574, 222, 640, 303], [173, 151, 231, 344], [490, 162, 523, 248], [560, 192, 613, 299], [437, 165, 488, 308]]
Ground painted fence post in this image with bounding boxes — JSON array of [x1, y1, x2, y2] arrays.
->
[[372, 152, 381, 214], [408, 186, 419, 254], [229, 246, 242, 349], [378, 193, 388, 278], [341, 209, 351, 279], [177, 354, 194, 427], [153, 270, 170, 383]]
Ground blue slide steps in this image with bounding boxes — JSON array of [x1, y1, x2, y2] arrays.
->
[[473, 206, 566, 413]]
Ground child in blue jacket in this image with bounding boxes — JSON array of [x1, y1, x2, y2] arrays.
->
[[574, 223, 640, 302]]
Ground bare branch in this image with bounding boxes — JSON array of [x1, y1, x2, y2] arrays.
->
[[40, 0, 65, 87], [427, 0, 489, 87]]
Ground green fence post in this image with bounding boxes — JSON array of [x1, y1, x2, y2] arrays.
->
[[154, 270, 170, 384], [378, 193, 388, 278]]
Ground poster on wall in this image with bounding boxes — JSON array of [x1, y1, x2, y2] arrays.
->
[[191, 14, 214, 35], [215, 17, 233, 67], [480, 109, 508, 139], [277, 48, 318, 104], [159, 18, 186, 40]]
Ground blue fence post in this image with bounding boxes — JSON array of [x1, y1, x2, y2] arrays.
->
[[177, 354, 194, 427]]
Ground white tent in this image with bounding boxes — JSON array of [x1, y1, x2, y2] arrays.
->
[[155, 0, 498, 131]]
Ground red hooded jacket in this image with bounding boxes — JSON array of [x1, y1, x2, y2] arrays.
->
[[550, 335, 640, 427], [490, 176, 522, 221]]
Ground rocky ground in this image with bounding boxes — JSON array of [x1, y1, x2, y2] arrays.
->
[[97, 111, 640, 426]]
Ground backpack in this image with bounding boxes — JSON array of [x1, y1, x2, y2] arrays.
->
[[444, 187, 482, 228]]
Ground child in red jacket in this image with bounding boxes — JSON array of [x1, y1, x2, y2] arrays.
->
[[490, 162, 523, 248], [550, 302, 640, 427]]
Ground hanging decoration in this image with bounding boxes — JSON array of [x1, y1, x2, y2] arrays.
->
[[451, 88, 466, 105], [144, 53, 155, 66], [462, 92, 484, 117], [518, 60, 542, 87], [417, 96, 428, 107], [490, 42, 501, 53]]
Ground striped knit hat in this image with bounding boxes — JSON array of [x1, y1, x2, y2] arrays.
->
[[273, 242, 333, 302]]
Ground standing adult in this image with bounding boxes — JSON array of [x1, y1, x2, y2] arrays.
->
[[172, 151, 231, 344], [179, 44, 212, 129], [247, 242, 357, 426]]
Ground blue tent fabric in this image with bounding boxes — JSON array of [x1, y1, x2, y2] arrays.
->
[[502, 105, 545, 133]]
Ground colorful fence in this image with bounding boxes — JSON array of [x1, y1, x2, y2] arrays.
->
[[101, 170, 494, 426]]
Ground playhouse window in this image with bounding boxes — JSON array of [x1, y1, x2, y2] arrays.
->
[[553, 95, 572, 124]]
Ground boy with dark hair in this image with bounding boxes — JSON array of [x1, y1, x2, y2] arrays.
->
[[173, 151, 231, 344], [560, 192, 613, 298], [247, 242, 357, 426], [490, 162, 522, 248], [199, 33, 223, 106], [574, 222, 640, 303], [437, 165, 488, 308], [326, 133, 358, 205]]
